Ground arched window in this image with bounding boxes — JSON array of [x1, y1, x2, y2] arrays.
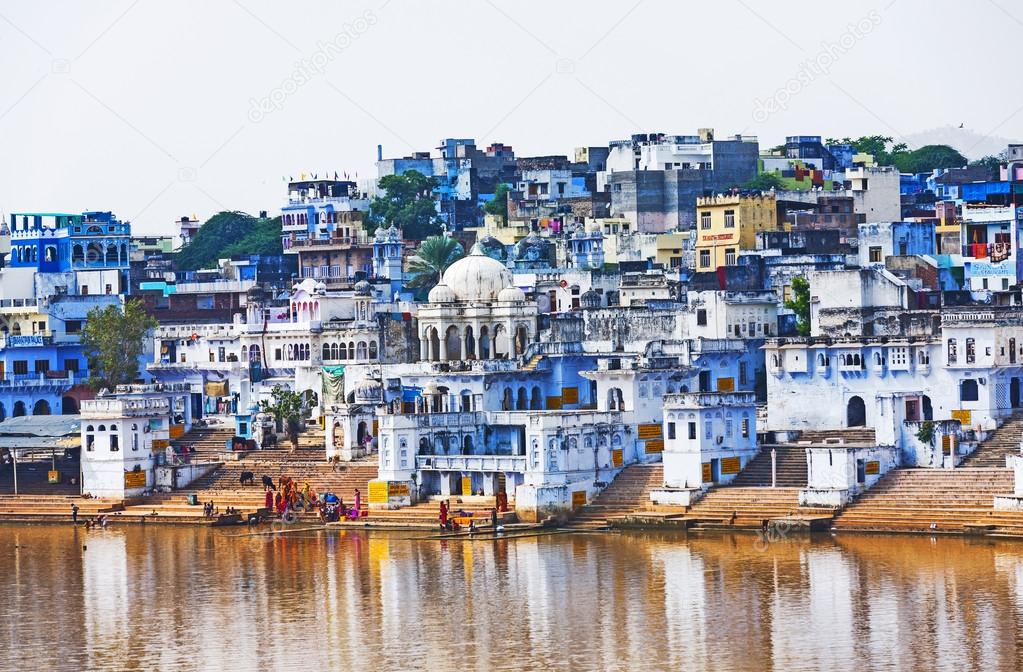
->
[[323, 343, 331, 360], [356, 342, 368, 360], [369, 341, 378, 359], [340, 342, 348, 359]]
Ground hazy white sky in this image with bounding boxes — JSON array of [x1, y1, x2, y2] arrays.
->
[[0, 0, 1019, 235]]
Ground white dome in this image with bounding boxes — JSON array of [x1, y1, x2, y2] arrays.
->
[[442, 244, 514, 302], [428, 282, 457, 303], [498, 285, 525, 303]]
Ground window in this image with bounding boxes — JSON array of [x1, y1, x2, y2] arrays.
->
[[700, 212, 711, 229], [724, 210, 735, 228], [110, 434, 119, 452], [725, 418, 733, 437], [947, 339, 957, 364], [34, 360, 49, 374], [961, 379, 979, 402], [739, 361, 748, 385], [688, 422, 697, 440], [699, 250, 711, 268], [966, 338, 976, 364], [12, 360, 28, 375], [869, 246, 882, 263], [668, 422, 676, 440], [64, 359, 79, 373], [65, 320, 82, 334], [724, 248, 736, 266], [705, 421, 713, 440], [696, 309, 707, 326], [741, 418, 750, 438]]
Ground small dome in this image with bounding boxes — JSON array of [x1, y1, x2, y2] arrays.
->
[[314, 281, 328, 295], [354, 377, 383, 403], [573, 227, 587, 239], [428, 282, 457, 303], [373, 227, 387, 242], [354, 280, 372, 296], [441, 244, 514, 302], [498, 285, 525, 303]]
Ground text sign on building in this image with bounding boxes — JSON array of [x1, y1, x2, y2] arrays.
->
[[721, 457, 741, 474], [645, 439, 664, 453], [865, 461, 880, 475], [951, 410, 972, 426], [612, 449, 624, 467], [124, 471, 147, 489], [637, 423, 662, 440], [702, 463, 713, 482], [571, 491, 586, 509], [368, 481, 388, 504]]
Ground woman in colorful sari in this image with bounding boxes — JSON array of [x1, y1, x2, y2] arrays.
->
[[353, 489, 361, 517], [264, 489, 273, 511]]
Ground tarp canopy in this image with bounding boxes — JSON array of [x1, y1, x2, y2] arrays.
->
[[0, 415, 80, 437]]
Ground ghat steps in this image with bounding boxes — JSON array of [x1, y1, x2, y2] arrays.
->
[[566, 464, 664, 530], [961, 411, 1023, 468], [729, 446, 808, 487]]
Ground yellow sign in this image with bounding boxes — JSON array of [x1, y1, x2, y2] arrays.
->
[[721, 457, 741, 474], [562, 387, 579, 404], [169, 424, 185, 439], [571, 491, 586, 509], [152, 439, 169, 450], [716, 377, 735, 393], [702, 463, 712, 482], [368, 481, 388, 504], [47, 470, 60, 484], [865, 461, 880, 475], [546, 396, 562, 410], [638, 423, 662, 440], [372, 420, 379, 436], [461, 476, 472, 496], [951, 409, 972, 425], [612, 449, 623, 467], [645, 439, 664, 453], [388, 482, 410, 498], [124, 471, 147, 488]]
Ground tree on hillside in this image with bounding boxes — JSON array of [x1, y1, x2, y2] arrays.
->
[[258, 384, 306, 452], [404, 235, 465, 297], [369, 170, 442, 241], [894, 144, 967, 174], [784, 277, 811, 337], [970, 151, 1007, 175], [742, 172, 785, 191], [483, 183, 512, 223], [175, 211, 282, 270], [81, 300, 158, 390]]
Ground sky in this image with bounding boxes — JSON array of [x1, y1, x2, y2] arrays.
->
[[0, 0, 1020, 236]]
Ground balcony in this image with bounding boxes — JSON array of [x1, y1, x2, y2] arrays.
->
[[0, 371, 76, 388], [417, 454, 527, 473]]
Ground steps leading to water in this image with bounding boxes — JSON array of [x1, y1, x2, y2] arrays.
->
[[730, 446, 808, 487], [961, 411, 1023, 468], [566, 464, 663, 530]]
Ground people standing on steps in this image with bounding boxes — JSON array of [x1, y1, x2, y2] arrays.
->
[[71, 503, 79, 524]]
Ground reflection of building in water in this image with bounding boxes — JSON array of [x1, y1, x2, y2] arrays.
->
[[82, 533, 128, 669], [653, 545, 708, 670]]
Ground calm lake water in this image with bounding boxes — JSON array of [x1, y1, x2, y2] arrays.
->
[[4, 524, 1023, 671]]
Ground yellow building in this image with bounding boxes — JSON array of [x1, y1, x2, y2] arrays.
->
[[694, 194, 780, 271], [654, 233, 688, 270]]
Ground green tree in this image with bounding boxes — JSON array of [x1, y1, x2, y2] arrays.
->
[[742, 172, 785, 191], [258, 385, 306, 452], [483, 183, 512, 223], [827, 135, 908, 165], [894, 145, 967, 173], [784, 277, 811, 337], [369, 170, 442, 241], [175, 211, 282, 270], [404, 235, 465, 297], [969, 152, 1006, 175], [80, 299, 158, 390]]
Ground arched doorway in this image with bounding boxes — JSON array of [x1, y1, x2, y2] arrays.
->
[[479, 326, 491, 359], [61, 396, 78, 415], [514, 325, 528, 356], [922, 395, 933, 421], [464, 326, 475, 359], [1012, 379, 1021, 409], [429, 328, 441, 361], [493, 324, 508, 359], [516, 388, 527, 410], [847, 396, 866, 427], [13, 401, 26, 417], [33, 399, 51, 416], [356, 421, 368, 448], [444, 326, 461, 360], [530, 386, 542, 410]]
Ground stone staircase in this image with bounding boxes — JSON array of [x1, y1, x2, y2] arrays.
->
[[796, 428, 876, 445], [831, 468, 1023, 533], [521, 354, 543, 372], [0, 494, 124, 522], [730, 446, 808, 487], [172, 426, 234, 456], [961, 411, 1023, 468], [680, 487, 833, 528], [336, 497, 512, 529], [566, 464, 664, 530]]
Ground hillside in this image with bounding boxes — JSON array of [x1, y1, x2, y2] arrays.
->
[[174, 211, 283, 270]]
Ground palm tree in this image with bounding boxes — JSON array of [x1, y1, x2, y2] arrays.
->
[[405, 235, 465, 296]]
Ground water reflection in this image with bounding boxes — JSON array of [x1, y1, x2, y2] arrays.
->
[[4, 526, 1023, 671]]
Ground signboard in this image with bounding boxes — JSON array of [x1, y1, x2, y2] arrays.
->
[[571, 491, 586, 509], [169, 424, 185, 439], [702, 463, 713, 483], [645, 439, 664, 453], [546, 396, 562, 410], [561, 387, 579, 404], [716, 377, 735, 393], [388, 482, 410, 498], [951, 410, 972, 426], [721, 457, 741, 475], [124, 471, 147, 488], [368, 481, 388, 504], [151, 438, 169, 451], [47, 470, 60, 484], [865, 461, 880, 475], [612, 449, 624, 467], [638, 423, 662, 440], [461, 476, 473, 496], [942, 435, 956, 455]]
